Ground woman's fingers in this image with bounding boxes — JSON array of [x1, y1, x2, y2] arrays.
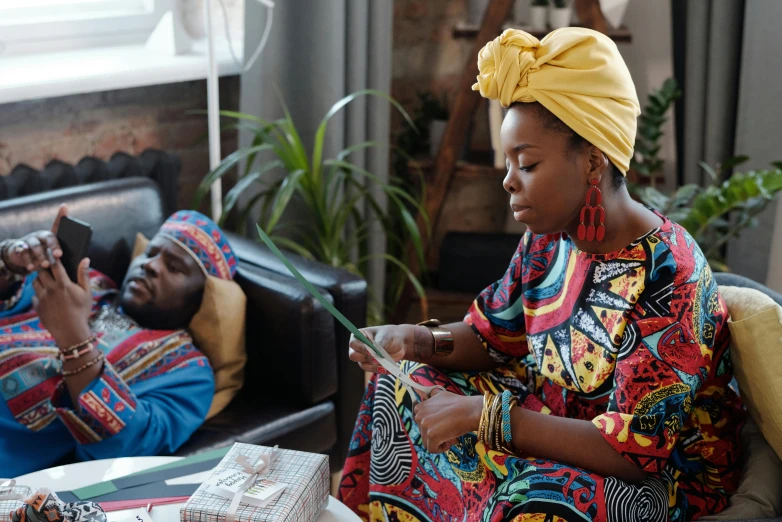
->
[[348, 345, 373, 364], [358, 362, 380, 374]]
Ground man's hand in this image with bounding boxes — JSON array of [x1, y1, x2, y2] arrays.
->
[[33, 256, 93, 348], [4, 205, 67, 274], [413, 389, 483, 453]]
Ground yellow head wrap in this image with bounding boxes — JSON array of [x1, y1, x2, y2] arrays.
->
[[472, 27, 640, 174]]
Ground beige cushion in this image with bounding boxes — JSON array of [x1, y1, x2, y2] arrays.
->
[[700, 417, 782, 520], [720, 285, 782, 461], [132, 233, 247, 419]]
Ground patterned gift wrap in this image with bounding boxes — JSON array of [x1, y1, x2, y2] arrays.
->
[[1, 488, 105, 522], [181, 443, 329, 522], [0, 485, 30, 522]]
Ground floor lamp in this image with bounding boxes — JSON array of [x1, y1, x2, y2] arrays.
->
[[147, 0, 274, 221], [204, 0, 275, 221]]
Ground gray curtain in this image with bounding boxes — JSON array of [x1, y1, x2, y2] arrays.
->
[[239, 0, 393, 303], [726, 0, 782, 291], [674, 0, 782, 289], [678, 0, 745, 187]]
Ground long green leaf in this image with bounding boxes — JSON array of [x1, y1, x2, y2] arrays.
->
[[699, 161, 719, 183], [267, 235, 316, 260], [398, 205, 426, 269], [213, 109, 278, 128], [191, 144, 274, 209], [357, 253, 427, 308], [235, 179, 284, 234], [312, 89, 416, 182], [326, 159, 431, 235], [266, 169, 307, 232], [219, 161, 283, 227], [219, 172, 261, 227], [337, 141, 379, 162]]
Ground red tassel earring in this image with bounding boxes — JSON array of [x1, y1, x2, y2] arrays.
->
[[577, 178, 605, 242]]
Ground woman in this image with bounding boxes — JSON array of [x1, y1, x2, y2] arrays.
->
[[338, 28, 743, 522]]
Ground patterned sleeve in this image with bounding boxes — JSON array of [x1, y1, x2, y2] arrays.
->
[[51, 345, 214, 458], [464, 234, 529, 364], [592, 254, 728, 474], [0, 277, 35, 317]]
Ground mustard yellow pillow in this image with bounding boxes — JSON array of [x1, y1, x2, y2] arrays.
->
[[719, 285, 782, 461], [132, 233, 246, 419]]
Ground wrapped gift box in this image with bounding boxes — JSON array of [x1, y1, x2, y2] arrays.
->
[[0, 484, 30, 522], [180, 443, 329, 522]]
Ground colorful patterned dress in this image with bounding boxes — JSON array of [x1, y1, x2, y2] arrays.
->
[[339, 216, 743, 522], [0, 270, 214, 477]]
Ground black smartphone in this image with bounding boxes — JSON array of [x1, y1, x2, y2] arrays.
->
[[56, 216, 93, 282]]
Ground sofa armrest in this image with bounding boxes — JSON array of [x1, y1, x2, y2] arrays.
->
[[715, 272, 782, 307], [234, 264, 338, 406], [228, 233, 367, 469]]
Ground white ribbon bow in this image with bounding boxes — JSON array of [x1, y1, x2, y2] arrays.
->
[[225, 447, 279, 522], [0, 479, 25, 502]]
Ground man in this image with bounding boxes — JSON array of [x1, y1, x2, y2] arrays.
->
[[0, 206, 238, 476]]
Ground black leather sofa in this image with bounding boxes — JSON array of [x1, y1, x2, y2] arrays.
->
[[0, 178, 366, 472]]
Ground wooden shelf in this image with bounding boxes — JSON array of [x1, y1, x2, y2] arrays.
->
[[453, 22, 632, 43]]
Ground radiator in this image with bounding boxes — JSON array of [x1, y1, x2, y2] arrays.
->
[[1, 149, 180, 216]]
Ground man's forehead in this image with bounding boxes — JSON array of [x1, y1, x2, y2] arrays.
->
[[149, 235, 197, 265]]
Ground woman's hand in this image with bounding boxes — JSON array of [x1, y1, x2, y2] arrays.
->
[[349, 324, 433, 373], [3, 205, 67, 274], [413, 389, 483, 453], [32, 257, 93, 349]]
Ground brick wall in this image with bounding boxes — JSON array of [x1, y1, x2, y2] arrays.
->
[[0, 77, 240, 211], [392, 0, 493, 151]]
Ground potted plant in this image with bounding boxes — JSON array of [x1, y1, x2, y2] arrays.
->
[[636, 160, 782, 271], [549, 0, 571, 29], [630, 77, 682, 188], [193, 90, 430, 324], [528, 0, 549, 31]]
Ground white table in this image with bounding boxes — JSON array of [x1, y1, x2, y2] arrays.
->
[[15, 456, 360, 522]]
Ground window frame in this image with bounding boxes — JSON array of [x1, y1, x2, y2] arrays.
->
[[0, 0, 169, 57]]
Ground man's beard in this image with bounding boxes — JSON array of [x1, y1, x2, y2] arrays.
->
[[119, 294, 194, 331]]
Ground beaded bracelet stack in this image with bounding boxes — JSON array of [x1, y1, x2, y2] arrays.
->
[[477, 390, 518, 453], [58, 334, 103, 377]]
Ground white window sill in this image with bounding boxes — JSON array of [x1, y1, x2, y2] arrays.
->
[[0, 40, 242, 105]]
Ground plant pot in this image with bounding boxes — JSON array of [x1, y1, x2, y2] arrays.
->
[[429, 119, 448, 158], [529, 6, 548, 31], [549, 7, 572, 29]]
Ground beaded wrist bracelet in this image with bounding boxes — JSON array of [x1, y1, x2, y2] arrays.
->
[[59, 334, 99, 361], [61, 351, 104, 377]]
